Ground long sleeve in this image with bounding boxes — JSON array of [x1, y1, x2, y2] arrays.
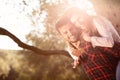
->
[[100, 16, 120, 42], [67, 47, 79, 60], [67, 42, 84, 60], [91, 16, 115, 48], [67, 44, 79, 60]]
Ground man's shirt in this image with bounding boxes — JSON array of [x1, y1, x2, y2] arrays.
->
[[80, 42, 120, 80]]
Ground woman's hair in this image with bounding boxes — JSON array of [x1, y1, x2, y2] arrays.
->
[[55, 7, 99, 37], [55, 7, 88, 33], [62, 7, 87, 19]]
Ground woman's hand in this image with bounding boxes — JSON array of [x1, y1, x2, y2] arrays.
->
[[83, 33, 91, 42]]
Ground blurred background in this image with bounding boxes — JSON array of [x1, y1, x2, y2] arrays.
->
[[0, 0, 120, 80]]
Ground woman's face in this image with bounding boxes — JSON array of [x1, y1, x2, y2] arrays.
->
[[58, 23, 81, 43], [71, 13, 90, 30]]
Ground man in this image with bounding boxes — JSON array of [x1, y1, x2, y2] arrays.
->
[[55, 7, 120, 80]]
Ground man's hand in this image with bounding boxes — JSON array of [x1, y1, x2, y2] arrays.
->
[[73, 58, 79, 69]]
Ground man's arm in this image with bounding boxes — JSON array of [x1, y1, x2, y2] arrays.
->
[[67, 43, 82, 68]]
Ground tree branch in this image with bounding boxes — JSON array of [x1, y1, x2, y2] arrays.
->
[[0, 27, 70, 57]]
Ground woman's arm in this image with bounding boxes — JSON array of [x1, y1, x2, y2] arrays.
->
[[90, 17, 114, 48]]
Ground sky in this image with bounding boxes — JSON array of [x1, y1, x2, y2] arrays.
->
[[0, 0, 95, 50], [0, 0, 45, 50]]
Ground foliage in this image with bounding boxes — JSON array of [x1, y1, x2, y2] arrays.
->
[[0, 0, 89, 80]]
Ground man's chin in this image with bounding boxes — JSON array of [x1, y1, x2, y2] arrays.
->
[[69, 39, 78, 43]]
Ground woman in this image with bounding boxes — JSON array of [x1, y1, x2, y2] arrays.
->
[[69, 7, 120, 80], [56, 7, 120, 80]]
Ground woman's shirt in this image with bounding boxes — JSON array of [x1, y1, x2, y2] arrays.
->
[[68, 15, 120, 60], [91, 16, 120, 48]]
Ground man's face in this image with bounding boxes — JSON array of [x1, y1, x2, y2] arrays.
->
[[58, 23, 80, 43]]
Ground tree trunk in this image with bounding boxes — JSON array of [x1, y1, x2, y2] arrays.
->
[[0, 27, 70, 57]]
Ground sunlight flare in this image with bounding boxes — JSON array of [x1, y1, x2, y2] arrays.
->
[[70, 0, 96, 15]]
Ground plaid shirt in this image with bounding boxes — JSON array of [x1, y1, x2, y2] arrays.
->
[[78, 42, 120, 80]]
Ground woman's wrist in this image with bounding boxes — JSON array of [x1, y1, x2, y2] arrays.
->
[[83, 33, 92, 42]]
